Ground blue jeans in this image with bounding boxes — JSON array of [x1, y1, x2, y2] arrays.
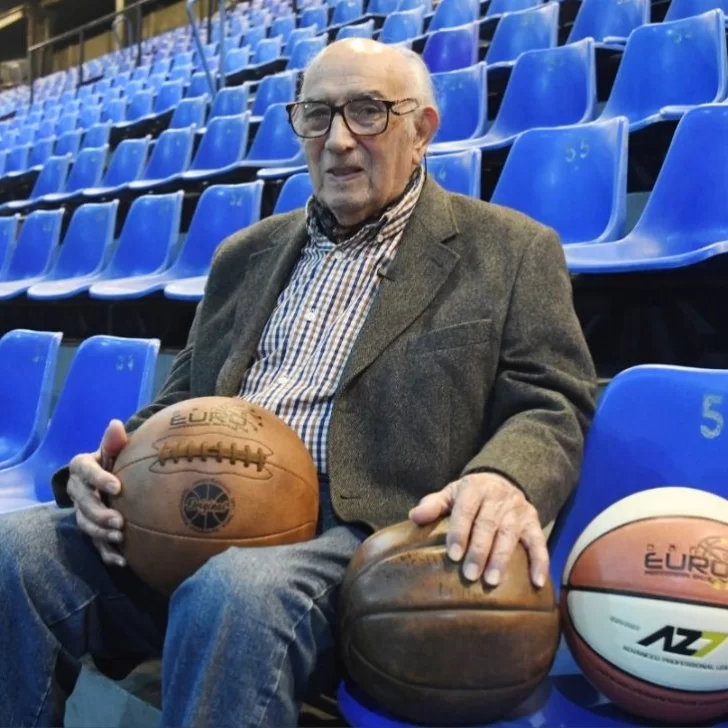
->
[[0, 483, 366, 727]]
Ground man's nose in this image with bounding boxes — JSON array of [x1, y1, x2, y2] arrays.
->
[[325, 113, 357, 152]]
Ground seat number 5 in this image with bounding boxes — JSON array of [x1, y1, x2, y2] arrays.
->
[[701, 394, 724, 440]]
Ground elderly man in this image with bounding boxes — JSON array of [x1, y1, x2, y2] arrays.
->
[[0, 39, 596, 727]]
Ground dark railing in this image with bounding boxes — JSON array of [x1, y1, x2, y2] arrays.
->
[[27, 0, 219, 103]]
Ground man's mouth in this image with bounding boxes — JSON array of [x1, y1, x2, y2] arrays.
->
[[328, 166, 363, 179]]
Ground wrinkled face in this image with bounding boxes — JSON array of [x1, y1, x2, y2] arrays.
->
[[299, 41, 434, 228]]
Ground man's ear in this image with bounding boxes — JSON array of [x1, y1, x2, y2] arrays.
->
[[412, 106, 440, 165]]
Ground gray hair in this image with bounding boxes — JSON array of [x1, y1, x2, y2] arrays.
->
[[392, 46, 438, 113]]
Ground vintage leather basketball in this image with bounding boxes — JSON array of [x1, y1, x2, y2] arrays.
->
[[110, 396, 319, 595], [339, 518, 559, 726]]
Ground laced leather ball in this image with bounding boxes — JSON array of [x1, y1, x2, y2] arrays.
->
[[110, 396, 319, 595]]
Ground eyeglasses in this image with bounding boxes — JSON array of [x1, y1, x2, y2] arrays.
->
[[286, 97, 419, 139]]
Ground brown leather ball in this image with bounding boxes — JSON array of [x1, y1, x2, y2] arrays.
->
[[111, 396, 319, 595], [338, 517, 559, 726]]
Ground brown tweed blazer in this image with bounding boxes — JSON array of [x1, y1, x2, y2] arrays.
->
[[53, 177, 597, 531]]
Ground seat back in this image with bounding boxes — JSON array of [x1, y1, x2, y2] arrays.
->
[[0, 329, 63, 467], [432, 63, 487, 143], [301, 6, 328, 32], [48, 201, 119, 280], [254, 36, 283, 64], [189, 113, 250, 171], [490, 38, 597, 139], [548, 365, 728, 596], [99, 136, 150, 188], [490, 117, 628, 244], [252, 71, 297, 117], [126, 91, 155, 122], [225, 47, 251, 75], [485, 0, 540, 16], [665, 0, 728, 22], [427, 148, 481, 197], [285, 26, 317, 56], [601, 10, 728, 123], [422, 23, 479, 73], [169, 96, 208, 130], [274, 173, 314, 214], [209, 85, 250, 120], [154, 79, 185, 114], [0, 214, 18, 274], [64, 145, 108, 193], [243, 25, 267, 49], [287, 36, 327, 71], [333, 0, 364, 24], [172, 182, 264, 277], [5, 144, 30, 175], [369, 0, 399, 13], [2, 208, 64, 282], [28, 138, 55, 169], [30, 154, 72, 199], [105, 192, 183, 278], [143, 127, 195, 180], [337, 19, 375, 39], [270, 15, 296, 42], [568, 0, 650, 43], [627, 104, 728, 254], [82, 122, 111, 149], [28, 335, 160, 501], [487, 2, 559, 65], [55, 129, 82, 157], [246, 103, 301, 162], [428, 0, 479, 32]]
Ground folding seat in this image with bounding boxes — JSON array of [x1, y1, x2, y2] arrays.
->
[[432, 39, 596, 154], [224, 47, 252, 77], [598, 10, 728, 131], [665, 0, 728, 21], [0, 150, 7, 178], [0, 208, 64, 296], [32, 145, 107, 207], [337, 19, 375, 39], [208, 85, 250, 123], [2, 138, 54, 184], [287, 36, 328, 70], [333, 0, 364, 24], [82, 122, 111, 149], [379, 8, 425, 43], [421, 23, 479, 73], [1, 144, 31, 178], [0, 154, 72, 213], [369, 0, 399, 13], [0, 214, 17, 268], [427, 148, 481, 197], [125, 127, 196, 193], [284, 26, 318, 56], [0, 335, 159, 513], [252, 36, 284, 64], [431, 63, 488, 144], [272, 172, 314, 215], [0, 329, 63, 469], [301, 5, 329, 32], [484, 0, 541, 17], [565, 104, 728, 273], [567, 0, 650, 45], [84, 181, 262, 301], [251, 70, 297, 122], [270, 14, 296, 42], [101, 98, 127, 125], [338, 363, 728, 728], [243, 25, 268, 49], [486, 3, 559, 70], [160, 182, 265, 302], [168, 96, 209, 130], [28, 192, 183, 301], [78, 136, 150, 199], [55, 112, 79, 137], [427, 0, 479, 32], [490, 117, 628, 245], [78, 104, 102, 130], [186, 71, 214, 98]]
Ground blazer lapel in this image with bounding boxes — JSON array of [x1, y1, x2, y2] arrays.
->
[[216, 217, 309, 396], [338, 178, 461, 393]]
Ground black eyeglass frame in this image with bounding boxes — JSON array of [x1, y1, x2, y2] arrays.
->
[[285, 97, 420, 138]]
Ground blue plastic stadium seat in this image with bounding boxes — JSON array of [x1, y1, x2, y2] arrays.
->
[[338, 363, 728, 728], [427, 148, 481, 197], [209, 85, 251, 123], [125, 127, 196, 193], [251, 71, 297, 121], [33, 145, 107, 206], [82, 135, 151, 198], [565, 104, 728, 273], [337, 20, 375, 39], [486, 3, 559, 70], [0, 215, 18, 270], [422, 23, 479, 73], [431, 63, 488, 144], [0, 154, 72, 213], [490, 117, 628, 245], [287, 35, 328, 71], [27, 193, 182, 301], [253, 36, 284, 65], [88, 182, 264, 301], [431, 39, 597, 155], [168, 96, 208, 130], [665, 0, 728, 21], [0, 208, 64, 298], [567, 0, 650, 45], [273, 172, 314, 214], [225, 47, 252, 77], [270, 15, 296, 42], [82, 122, 111, 149], [378, 8, 425, 43], [285, 26, 318, 56], [369, 0, 399, 14], [428, 0, 479, 32], [0, 329, 62, 470], [485, 0, 541, 17], [54, 129, 82, 157], [301, 6, 328, 33], [332, 0, 364, 25], [0, 335, 159, 513], [598, 10, 728, 131]]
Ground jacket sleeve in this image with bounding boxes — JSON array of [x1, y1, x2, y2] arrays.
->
[[51, 302, 203, 508], [460, 227, 597, 527]]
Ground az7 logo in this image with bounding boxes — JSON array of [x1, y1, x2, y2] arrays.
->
[[638, 626, 728, 658]]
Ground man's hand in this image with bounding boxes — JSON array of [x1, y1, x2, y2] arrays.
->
[[67, 419, 128, 567], [408, 473, 548, 588]]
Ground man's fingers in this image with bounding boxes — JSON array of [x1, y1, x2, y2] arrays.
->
[[520, 518, 550, 588], [460, 499, 505, 581], [93, 538, 126, 568], [100, 419, 128, 464], [75, 491, 124, 532], [409, 487, 454, 525], [480, 513, 521, 586], [445, 479, 483, 563], [69, 454, 120, 497]]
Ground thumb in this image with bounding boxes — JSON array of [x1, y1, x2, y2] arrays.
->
[[409, 487, 455, 525], [99, 419, 128, 468]]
